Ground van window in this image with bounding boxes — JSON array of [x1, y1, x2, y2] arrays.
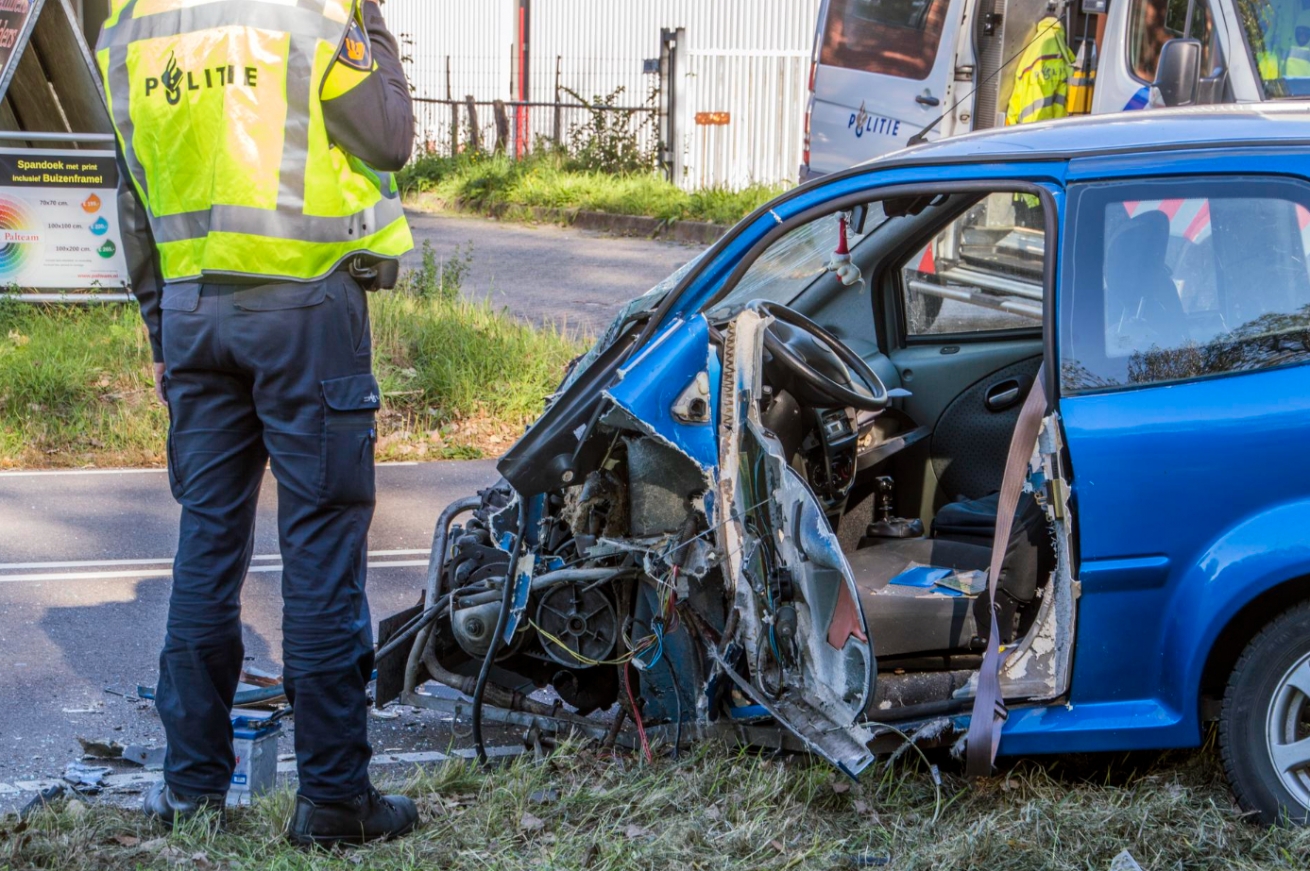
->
[[1127, 0, 1216, 82], [1237, 0, 1310, 98], [901, 192, 1045, 336], [819, 0, 951, 80], [1061, 178, 1310, 393]]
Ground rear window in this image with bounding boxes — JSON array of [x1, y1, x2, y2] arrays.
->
[[1061, 178, 1310, 393], [819, 0, 951, 80]]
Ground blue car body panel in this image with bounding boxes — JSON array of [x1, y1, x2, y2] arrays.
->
[[606, 314, 721, 474], [1015, 366, 1310, 754]]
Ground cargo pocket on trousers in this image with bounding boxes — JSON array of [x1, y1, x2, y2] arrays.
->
[[319, 373, 381, 506], [163, 375, 184, 500]]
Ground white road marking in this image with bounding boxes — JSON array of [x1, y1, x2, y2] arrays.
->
[[0, 461, 421, 478], [0, 559, 429, 584], [0, 548, 429, 571]]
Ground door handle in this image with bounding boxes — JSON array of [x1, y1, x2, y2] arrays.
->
[[985, 378, 1024, 412], [916, 93, 940, 107]]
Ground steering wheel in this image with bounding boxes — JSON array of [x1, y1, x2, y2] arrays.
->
[[751, 300, 889, 412]]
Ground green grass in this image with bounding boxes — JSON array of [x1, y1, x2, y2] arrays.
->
[[399, 150, 786, 227], [0, 285, 583, 469], [0, 300, 165, 469], [6, 741, 1310, 870]]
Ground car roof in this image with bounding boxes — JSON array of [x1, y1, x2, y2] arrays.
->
[[862, 102, 1310, 169]]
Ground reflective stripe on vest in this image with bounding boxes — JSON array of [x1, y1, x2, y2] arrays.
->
[[1015, 91, 1067, 124], [97, 0, 411, 283]]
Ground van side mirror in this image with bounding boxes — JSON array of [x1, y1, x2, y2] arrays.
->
[[1153, 38, 1202, 107]]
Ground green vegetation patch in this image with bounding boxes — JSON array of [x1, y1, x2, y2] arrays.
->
[[6, 743, 1309, 870], [399, 150, 786, 227], [0, 300, 166, 469], [0, 271, 582, 469]]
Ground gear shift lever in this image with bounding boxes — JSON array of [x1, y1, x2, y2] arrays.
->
[[866, 476, 925, 539]]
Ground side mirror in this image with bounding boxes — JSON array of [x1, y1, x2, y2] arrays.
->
[[1153, 38, 1202, 107]]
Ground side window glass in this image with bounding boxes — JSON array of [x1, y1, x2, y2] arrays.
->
[[900, 191, 1045, 336], [1061, 179, 1310, 393], [820, 0, 952, 80], [1128, 0, 1216, 82]]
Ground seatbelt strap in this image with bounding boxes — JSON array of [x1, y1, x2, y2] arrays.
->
[[964, 364, 1048, 779]]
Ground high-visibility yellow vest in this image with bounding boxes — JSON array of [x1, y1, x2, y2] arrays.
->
[[1257, 50, 1282, 81], [1005, 17, 1076, 127], [1287, 45, 1310, 77], [96, 0, 412, 284]]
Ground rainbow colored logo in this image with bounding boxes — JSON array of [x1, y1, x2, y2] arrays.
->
[[0, 195, 40, 279]]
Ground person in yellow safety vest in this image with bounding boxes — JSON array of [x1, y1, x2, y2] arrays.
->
[[1005, 7, 1076, 127], [1255, 0, 1295, 82], [1284, 12, 1310, 77], [1006, 5, 1074, 223], [95, 0, 419, 846]]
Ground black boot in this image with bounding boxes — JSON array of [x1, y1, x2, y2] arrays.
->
[[287, 787, 418, 847], [143, 782, 226, 829]]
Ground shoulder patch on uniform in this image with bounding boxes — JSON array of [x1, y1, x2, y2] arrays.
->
[[338, 21, 372, 72]]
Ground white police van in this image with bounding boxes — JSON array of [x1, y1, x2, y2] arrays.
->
[[802, 0, 1303, 179]]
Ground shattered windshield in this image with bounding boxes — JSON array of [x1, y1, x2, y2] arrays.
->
[[1237, 0, 1310, 98], [703, 205, 888, 321]]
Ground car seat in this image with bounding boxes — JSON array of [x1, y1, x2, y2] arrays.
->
[[848, 492, 1051, 659]]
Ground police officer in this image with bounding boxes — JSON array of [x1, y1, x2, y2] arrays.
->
[[97, 0, 418, 846], [1005, 5, 1075, 127], [1006, 3, 1074, 226]]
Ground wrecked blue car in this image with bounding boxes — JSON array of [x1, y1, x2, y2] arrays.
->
[[381, 104, 1310, 825]]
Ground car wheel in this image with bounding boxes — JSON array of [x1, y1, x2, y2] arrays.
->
[[1220, 601, 1310, 825]]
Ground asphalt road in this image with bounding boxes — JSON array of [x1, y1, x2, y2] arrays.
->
[[403, 210, 702, 335], [0, 461, 502, 805]]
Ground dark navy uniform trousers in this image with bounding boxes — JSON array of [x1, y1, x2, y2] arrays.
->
[[158, 274, 379, 802]]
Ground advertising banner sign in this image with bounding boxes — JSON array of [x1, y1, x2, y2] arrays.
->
[[0, 147, 129, 289], [0, 0, 39, 100]]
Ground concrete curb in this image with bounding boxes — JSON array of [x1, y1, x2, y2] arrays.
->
[[406, 197, 727, 245]]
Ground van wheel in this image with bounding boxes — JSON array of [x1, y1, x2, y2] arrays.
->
[[1220, 601, 1310, 825]]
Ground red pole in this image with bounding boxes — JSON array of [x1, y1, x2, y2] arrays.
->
[[516, 0, 530, 158]]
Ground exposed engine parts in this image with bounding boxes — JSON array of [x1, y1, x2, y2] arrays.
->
[[535, 583, 619, 666]]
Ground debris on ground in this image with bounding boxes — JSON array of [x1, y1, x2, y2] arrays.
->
[[18, 784, 65, 820], [77, 738, 125, 760], [62, 762, 111, 793], [122, 744, 166, 769], [1109, 850, 1144, 871]]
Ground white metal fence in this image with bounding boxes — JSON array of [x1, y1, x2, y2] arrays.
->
[[383, 0, 821, 189]]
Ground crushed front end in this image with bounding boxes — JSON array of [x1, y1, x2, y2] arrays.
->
[[376, 306, 878, 774]]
